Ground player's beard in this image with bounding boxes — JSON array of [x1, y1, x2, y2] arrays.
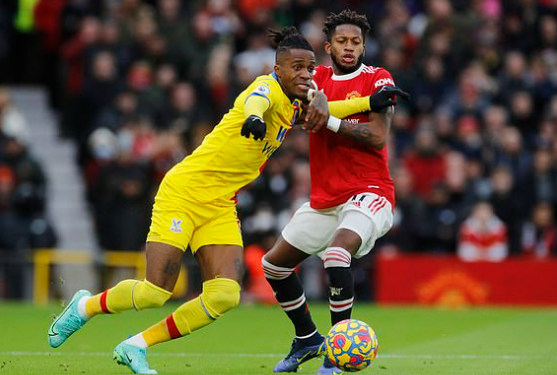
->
[[331, 53, 364, 74]]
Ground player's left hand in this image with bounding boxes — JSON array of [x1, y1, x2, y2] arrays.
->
[[241, 115, 267, 140], [304, 90, 329, 133], [369, 85, 410, 112]]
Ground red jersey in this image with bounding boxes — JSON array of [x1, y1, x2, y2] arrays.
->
[[310, 64, 395, 209]]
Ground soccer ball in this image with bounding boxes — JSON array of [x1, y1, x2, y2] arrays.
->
[[325, 319, 378, 372]]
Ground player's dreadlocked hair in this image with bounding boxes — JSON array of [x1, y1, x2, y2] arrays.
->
[[267, 27, 314, 55], [323, 9, 371, 42]]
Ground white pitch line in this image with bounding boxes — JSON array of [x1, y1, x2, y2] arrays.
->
[[0, 352, 555, 360]]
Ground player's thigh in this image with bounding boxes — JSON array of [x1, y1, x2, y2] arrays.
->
[[147, 204, 195, 252], [190, 205, 244, 281], [338, 193, 393, 258], [145, 241, 184, 292], [265, 235, 310, 269], [146, 207, 194, 291], [190, 205, 243, 252], [195, 244, 244, 282], [146, 186, 200, 290], [281, 202, 338, 255], [148, 174, 203, 252]]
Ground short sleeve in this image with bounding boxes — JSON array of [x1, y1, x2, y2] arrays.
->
[[371, 68, 396, 93], [245, 80, 274, 107]]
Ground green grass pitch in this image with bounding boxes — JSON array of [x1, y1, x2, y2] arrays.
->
[[0, 302, 556, 374]]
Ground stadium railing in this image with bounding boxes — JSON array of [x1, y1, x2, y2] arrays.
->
[[32, 249, 187, 304]]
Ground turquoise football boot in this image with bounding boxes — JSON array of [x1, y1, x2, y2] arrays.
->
[[113, 342, 157, 374], [48, 289, 91, 348]]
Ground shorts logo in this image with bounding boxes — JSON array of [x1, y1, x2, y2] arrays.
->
[[170, 218, 183, 233]]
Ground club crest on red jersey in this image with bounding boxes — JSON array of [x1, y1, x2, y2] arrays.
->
[[345, 91, 361, 100]]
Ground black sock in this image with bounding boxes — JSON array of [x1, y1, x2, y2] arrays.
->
[[266, 273, 317, 338], [326, 266, 354, 325]]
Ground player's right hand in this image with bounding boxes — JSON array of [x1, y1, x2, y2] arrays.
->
[[241, 115, 266, 140], [369, 86, 410, 112], [304, 90, 329, 133]]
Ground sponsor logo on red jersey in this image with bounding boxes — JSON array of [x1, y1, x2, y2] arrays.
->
[[374, 78, 394, 88]]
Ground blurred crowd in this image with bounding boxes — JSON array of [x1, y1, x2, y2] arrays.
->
[[0, 0, 556, 266], [0, 88, 56, 297], [0, 89, 56, 252]]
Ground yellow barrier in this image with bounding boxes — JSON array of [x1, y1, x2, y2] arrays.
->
[[33, 249, 187, 305]]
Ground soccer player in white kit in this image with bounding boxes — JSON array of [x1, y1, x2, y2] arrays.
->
[[262, 10, 409, 375]]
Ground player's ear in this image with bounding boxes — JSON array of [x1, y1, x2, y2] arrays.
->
[[273, 64, 280, 79], [324, 41, 332, 55]]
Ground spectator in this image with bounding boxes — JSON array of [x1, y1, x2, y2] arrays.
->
[[516, 148, 557, 210], [403, 126, 446, 200], [78, 51, 123, 143], [454, 115, 482, 159], [482, 105, 509, 165], [412, 56, 448, 114], [90, 146, 153, 251], [139, 63, 178, 119], [414, 182, 460, 253], [156, 0, 190, 67], [458, 201, 508, 262], [496, 51, 529, 105], [0, 88, 30, 147], [493, 126, 532, 181], [234, 34, 275, 87], [521, 202, 557, 258], [488, 166, 523, 254], [93, 90, 139, 132], [384, 164, 422, 252], [509, 91, 537, 142], [157, 82, 198, 131]]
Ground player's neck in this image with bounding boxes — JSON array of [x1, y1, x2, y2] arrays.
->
[[275, 75, 296, 102], [282, 87, 296, 102], [332, 63, 364, 78]]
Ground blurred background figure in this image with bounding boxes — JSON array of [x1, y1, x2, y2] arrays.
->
[[457, 201, 508, 262], [521, 202, 557, 259]]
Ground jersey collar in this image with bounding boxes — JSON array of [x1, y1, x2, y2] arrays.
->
[[331, 64, 366, 81]]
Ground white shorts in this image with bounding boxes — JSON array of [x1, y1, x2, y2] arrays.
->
[[281, 193, 393, 259]]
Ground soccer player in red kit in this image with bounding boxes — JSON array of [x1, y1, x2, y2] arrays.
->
[[262, 10, 409, 374]]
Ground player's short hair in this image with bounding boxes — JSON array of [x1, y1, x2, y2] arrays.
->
[[323, 9, 371, 42], [267, 27, 314, 56]]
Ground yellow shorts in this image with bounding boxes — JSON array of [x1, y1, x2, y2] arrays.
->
[[147, 177, 243, 253]]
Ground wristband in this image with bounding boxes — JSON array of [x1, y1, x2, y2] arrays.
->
[[327, 116, 341, 133]]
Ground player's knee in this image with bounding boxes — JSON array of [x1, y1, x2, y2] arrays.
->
[[261, 257, 295, 280], [323, 247, 352, 269], [133, 280, 172, 310], [202, 278, 241, 317]]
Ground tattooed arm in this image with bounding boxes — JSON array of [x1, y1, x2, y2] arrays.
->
[[337, 106, 395, 150]]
